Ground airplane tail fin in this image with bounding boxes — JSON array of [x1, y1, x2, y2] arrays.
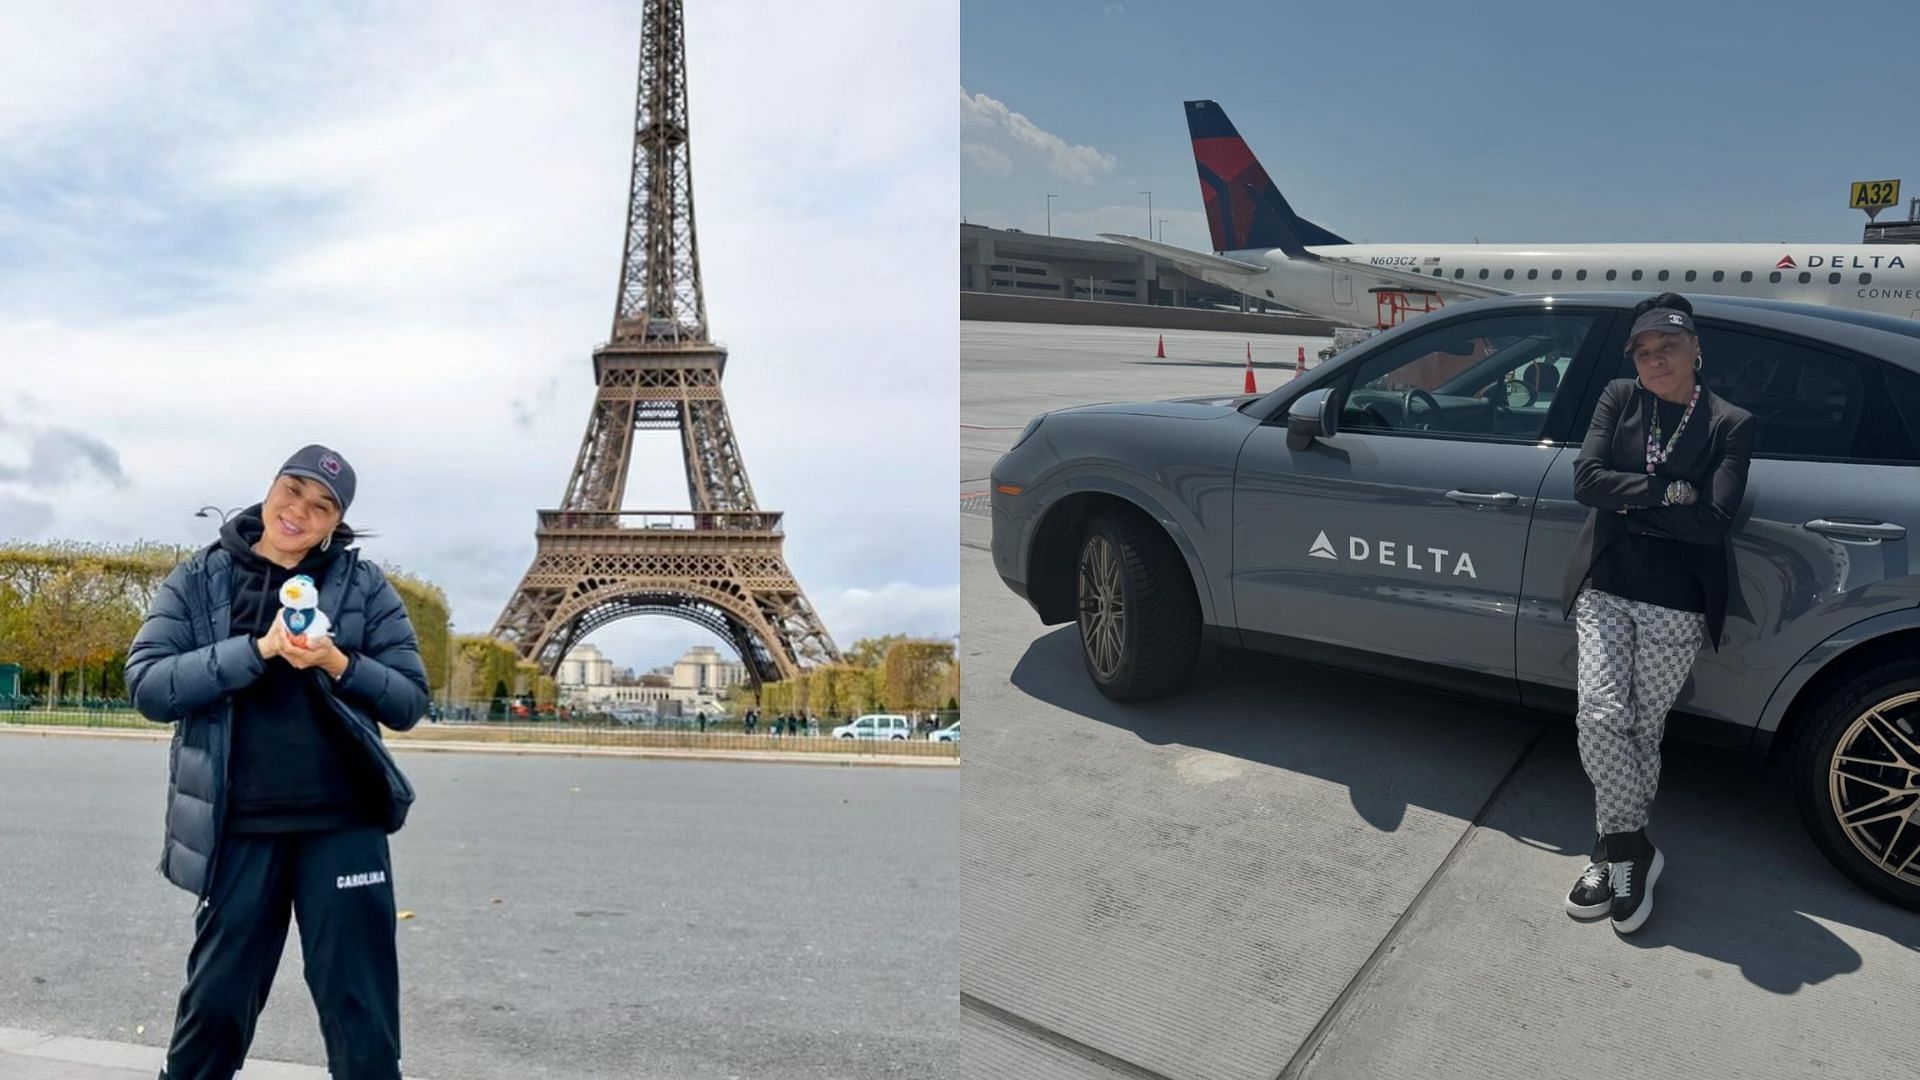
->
[[1184, 100, 1348, 255]]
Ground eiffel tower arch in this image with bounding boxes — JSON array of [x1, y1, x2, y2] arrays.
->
[[491, 0, 840, 691]]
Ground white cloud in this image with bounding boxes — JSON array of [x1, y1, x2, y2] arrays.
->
[[962, 142, 1012, 176], [960, 88, 1116, 183], [0, 1, 958, 675]]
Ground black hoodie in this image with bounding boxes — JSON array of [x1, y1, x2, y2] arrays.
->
[[219, 505, 384, 833]]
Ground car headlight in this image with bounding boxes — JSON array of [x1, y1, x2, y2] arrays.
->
[[1008, 414, 1046, 451]]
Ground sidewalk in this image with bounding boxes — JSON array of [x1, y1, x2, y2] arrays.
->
[[0, 1027, 353, 1079]]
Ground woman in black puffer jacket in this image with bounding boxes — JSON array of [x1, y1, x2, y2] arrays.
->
[[125, 444, 428, 1080]]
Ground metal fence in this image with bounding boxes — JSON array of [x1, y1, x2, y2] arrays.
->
[[0, 706, 960, 757], [398, 721, 958, 757]]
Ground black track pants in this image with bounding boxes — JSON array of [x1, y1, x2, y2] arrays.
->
[[160, 826, 401, 1080]]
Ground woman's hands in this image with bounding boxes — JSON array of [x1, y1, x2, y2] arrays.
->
[[256, 615, 292, 661], [258, 615, 350, 678], [1663, 479, 1698, 506]]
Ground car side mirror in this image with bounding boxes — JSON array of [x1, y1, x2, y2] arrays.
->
[[1286, 387, 1340, 451]]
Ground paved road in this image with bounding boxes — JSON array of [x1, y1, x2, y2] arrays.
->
[[959, 321, 1919, 1080], [0, 739, 957, 1080], [959, 321, 1330, 491]]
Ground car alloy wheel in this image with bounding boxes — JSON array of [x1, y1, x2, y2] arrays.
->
[[1077, 533, 1126, 681], [1827, 690, 1920, 888]]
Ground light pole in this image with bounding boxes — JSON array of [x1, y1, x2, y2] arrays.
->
[[1139, 191, 1152, 236], [443, 621, 455, 720], [194, 505, 243, 524], [1046, 193, 1058, 237], [1158, 218, 1168, 243]]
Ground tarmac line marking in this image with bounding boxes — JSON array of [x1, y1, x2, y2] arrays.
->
[[961, 993, 1179, 1080], [1272, 721, 1550, 1080]]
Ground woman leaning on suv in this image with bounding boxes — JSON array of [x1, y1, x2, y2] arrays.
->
[[1563, 293, 1754, 935]]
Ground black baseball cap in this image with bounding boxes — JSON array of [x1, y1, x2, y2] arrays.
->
[[1624, 307, 1697, 355], [279, 444, 356, 514]]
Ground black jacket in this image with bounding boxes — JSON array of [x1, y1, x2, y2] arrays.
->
[[1562, 378, 1756, 649], [124, 515, 431, 896]]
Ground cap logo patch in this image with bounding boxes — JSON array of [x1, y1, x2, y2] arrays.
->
[[1668, 314, 1684, 325], [319, 454, 342, 477]]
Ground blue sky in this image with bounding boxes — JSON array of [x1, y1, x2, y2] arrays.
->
[[962, 0, 1911, 250], [0, 0, 957, 675]]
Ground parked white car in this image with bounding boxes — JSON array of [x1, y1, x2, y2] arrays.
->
[[930, 724, 959, 744], [832, 714, 912, 740]]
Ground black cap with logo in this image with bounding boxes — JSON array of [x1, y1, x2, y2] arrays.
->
[[279, 444, 356, 515], [1624, 307, 1697, 355]]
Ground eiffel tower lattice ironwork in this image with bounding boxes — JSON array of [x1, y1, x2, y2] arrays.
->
[[491, 0, 840, 687]]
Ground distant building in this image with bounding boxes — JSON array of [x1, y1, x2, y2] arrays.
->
[[673, 645, 746, 694], [554, 642, 745, 716]]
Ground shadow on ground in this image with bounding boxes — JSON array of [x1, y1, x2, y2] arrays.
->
[[1009, 625, 1920, 993]]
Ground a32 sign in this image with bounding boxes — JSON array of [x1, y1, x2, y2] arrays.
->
[[1850, 179, 1901, 210]]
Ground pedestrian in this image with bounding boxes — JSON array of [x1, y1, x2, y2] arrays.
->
[[1561, 294, 1754, 935], [126, 446, 429, 1079]]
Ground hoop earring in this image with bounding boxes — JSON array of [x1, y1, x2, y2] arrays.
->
[[321, 534, 332, 551], [1694, 353, 1703, 372]]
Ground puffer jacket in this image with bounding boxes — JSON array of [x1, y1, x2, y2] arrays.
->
[[124, 516, 431, 896]]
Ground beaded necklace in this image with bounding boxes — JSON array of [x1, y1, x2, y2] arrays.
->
[[1644, 382, 1700, 474]]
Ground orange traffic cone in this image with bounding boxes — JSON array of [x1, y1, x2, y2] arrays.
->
[[1155, 334, 1165, 358], [1244, 347, 1258, 394]]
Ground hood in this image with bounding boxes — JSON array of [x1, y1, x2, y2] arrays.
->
[[1053, 396, 1256, 421], [219, 503, 351, 576]]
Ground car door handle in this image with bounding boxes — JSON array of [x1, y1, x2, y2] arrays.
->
[[1445, 490, 1519, 507], [1805, 519, 1906, 542]]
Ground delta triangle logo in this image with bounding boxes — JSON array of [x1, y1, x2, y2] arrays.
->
[[1308, 530, 1339, 560], [1775, 255, 1797, 269]]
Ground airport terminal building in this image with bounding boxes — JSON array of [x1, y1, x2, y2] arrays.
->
[[961, 223, 1280, 311]]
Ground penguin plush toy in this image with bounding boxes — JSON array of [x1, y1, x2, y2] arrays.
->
[[278, 574, 333, 648]]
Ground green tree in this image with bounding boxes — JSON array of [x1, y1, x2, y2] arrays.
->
[[884, 639, 956, 717], [845, 634, 911, 671]]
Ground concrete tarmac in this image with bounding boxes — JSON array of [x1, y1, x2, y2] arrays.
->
[[0, 740, 957, 1080], [959, 320, 1919, 1080]]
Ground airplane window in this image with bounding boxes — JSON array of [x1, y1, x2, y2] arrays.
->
[[1551, 269, 1563, 280], [1576, 269, 1588, 281], [1828, 272, 1841, 284], [1432, 268, 1443, 276], [1770, 271, 1782, 283], [1527, 269, 1538, 280], [1632, 270, 1644, 281], [1606, 270, 1618, 281], [1798, 271, 1812, 284], [1861, 273, 1872, 284], [1712, 271, 1724, 282], [1685, 270, 1697, 282], [1503, 269, 1515, 280], [1743, 271, 1754, 283], [1658, 270, 1670, 281], [1455, 268, 1465, 279], [1479, 269, 1490, 279]]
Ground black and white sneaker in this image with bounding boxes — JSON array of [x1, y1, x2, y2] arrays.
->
[[1564, 860, 1612, 919], [1608, 840, 1665, 935]]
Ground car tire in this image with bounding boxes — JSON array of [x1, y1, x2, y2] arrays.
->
[[1790, 657, 1920, 911], [1075, 511, 1201, 702]]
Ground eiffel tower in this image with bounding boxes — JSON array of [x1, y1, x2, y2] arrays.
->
[[492, 0, 840, 689]]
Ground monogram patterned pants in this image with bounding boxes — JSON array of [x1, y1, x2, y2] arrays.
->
[[1574, 587, 1706, 837]]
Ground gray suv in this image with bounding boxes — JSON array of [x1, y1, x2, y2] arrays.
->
[[990, 294, 1920, 910]]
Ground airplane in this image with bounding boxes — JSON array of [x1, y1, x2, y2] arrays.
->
[[1101, 100, 1920, 328]]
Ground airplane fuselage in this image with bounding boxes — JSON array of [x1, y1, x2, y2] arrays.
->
[[1218, 243, 1920, 327]]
